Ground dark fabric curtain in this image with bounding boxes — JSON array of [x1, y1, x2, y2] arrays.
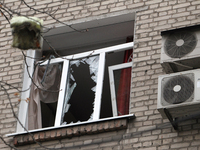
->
[[117, 37, 133, 115]]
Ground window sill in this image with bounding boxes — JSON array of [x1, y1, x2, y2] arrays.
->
[[8, 114, 135, 146]]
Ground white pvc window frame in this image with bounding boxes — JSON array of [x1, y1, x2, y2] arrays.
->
[[108, 62, 133, 117], [16, 42, 134, 133]]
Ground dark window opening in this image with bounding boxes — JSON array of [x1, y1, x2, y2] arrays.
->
[[41, 101, 57, 128], [61, 56, 99, 125]]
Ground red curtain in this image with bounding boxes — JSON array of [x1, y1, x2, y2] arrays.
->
[[117, 37, 133, 115]]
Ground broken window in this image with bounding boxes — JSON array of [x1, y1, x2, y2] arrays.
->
[[17, 41, 133, 131], [61, 56, 99, 125]]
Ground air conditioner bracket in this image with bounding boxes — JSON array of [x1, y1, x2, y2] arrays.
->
[[164, 108, 178, 130]]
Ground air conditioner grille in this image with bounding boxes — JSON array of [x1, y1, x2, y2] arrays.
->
[[164, 31, 197, 58], [161, 73, 194, 105]]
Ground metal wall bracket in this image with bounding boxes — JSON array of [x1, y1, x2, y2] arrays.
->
[[164, 108, 178, 130]]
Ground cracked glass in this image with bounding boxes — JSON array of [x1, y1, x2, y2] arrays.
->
[[61, 55, 99, 125]]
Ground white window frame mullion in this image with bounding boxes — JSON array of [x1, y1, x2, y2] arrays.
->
[[63, 42, 133, 60], [54, 59, 69, 126], [16, 50, 36, 132], [93, 52, 106, 120]]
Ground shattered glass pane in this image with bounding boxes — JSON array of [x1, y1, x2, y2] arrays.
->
[[61, 55, 99, 125]]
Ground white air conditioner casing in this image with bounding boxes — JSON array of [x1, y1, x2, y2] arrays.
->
[[161, 26, 200, 73], [157, 69, 200, 119]]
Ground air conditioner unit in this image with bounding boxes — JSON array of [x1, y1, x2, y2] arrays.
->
[[157, 69, 200, 119], [161, 25, 200, 73]]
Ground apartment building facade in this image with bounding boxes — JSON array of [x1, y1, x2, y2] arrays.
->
[[0, 0, 200, 149]]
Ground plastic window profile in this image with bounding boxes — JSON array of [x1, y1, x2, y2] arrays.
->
[[16, 42, 134, 133], [108, 62, 133, 117]]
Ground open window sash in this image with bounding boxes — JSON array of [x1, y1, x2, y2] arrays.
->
[[108, 62, 132, 117]]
